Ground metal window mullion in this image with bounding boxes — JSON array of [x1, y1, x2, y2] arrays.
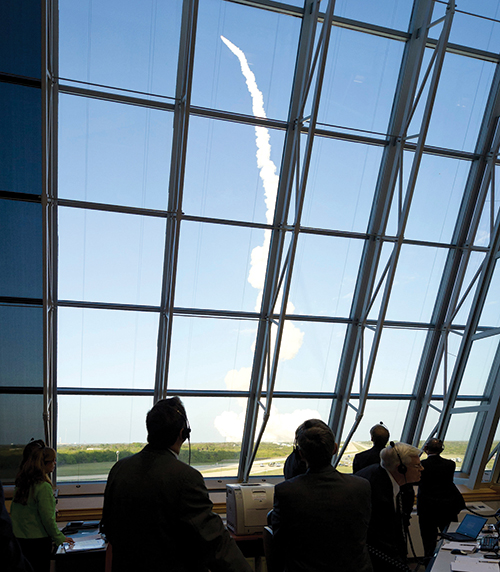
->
[[402, 61, 500, 446], [328, 0, 436, 445], [154, 0, 198, 402], [347, 12, 453, 432], [42, 0, 59, 452], [238, 0, 325, 481]]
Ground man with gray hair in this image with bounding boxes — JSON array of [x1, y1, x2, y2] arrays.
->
[[357, 441, 423, 572]]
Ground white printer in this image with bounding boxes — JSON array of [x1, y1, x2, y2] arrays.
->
[[226, 483, 275, 535]]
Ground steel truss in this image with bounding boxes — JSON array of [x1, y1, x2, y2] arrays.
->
[[329, 0, 455, 460]]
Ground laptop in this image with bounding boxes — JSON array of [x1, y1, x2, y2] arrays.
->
[[441, 514, 488, 542]]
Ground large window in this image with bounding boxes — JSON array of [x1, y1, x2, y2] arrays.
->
[[2, 0, 500, 489]]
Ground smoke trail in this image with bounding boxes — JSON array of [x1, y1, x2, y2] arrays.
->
[[213, 37, 311, 442]]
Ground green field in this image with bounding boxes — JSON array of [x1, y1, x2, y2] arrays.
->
[[3, 441, 494, 482]]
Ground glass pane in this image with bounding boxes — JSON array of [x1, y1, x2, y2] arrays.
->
[[183, 116, 285, 223], [288, 234, 364, 318], [477, 257, 500, 328], [334, 0, 413, 31], [433, 3, 500, 54], [419, 400, 443, 444], [340, 399, 412, 470], [422, 51, 495, 152], [0, 200, 42, 298], [446, 406, 481, 471], [302, 139, 382, 232], [369, 328, 428, 394], [274, 322, 346, 393], [58, 308, 159, 389], [0, 305, 43, 387], [58, 207, 165, 306], [57, 395, 153, 482], [58, 95, 173, 209], [248, 397, 332, 477], [57, 395, 246, 480], [459, 336, 500, 395], [452, 251, 485, 326], [193, 0, 300, 120], [181, 396, 245, 478], [406, 155, 471, 244], [168, 316, 258, 391], [385, 244, 448, 323], [175, 221, 263, 312], [0, 394, 44, 483], [59, 0, 182, 96], [0, 0, 41, 78], [319, 28, 403, 134], [0, 83, 41, 194]]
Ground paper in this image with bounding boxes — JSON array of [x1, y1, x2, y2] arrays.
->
[[442, 541, 478, 552], [63, 534, 106, 552], [451, 555, 499, 572]]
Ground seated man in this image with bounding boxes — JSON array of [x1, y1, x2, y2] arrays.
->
[[101, 397, 251, 572], [271, 419, 372, 572], [357, 442, 423, 572], [353, 423, 390, 473]]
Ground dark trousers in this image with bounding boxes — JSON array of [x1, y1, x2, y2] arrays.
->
[[419, 513, 452, 558], [17, 537, 53, 572]]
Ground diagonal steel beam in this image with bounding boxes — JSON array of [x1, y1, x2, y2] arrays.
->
[[238, 0, 337, 481], [403, 61, 500, 444], [329, 0, 446, 451]]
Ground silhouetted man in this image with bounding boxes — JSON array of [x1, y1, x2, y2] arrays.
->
[[353, 423, 389, 473], [101, 397, 251, 572], [417, 438, 465, 559], [271, 419, 373, 572], [357, 442, 423, 572]]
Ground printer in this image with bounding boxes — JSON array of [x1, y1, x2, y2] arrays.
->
[[226, 483, 275, 535]]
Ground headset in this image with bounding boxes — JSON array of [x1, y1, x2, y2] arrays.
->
[[390, 441, 407, 475], [163, 398, 192, 464]]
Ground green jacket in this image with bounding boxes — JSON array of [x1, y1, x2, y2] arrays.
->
[[10, 481, 66, 545]]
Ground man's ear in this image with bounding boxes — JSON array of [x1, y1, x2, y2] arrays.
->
[[333, 442, 338, 455]]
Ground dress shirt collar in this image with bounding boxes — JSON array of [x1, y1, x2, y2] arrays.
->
[[383, 466, 401, 510]]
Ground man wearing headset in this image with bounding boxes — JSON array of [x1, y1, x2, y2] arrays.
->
[[417, 438, 465, 559], [271, 419, 373, 572], [357, 442, 423, 572], [352, 423, 390, 474], [101, 397, 251, 572]]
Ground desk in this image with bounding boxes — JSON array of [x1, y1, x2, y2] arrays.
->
[[54, 524, 107, 572], [54, 522, 264, 572], [427, 522, 498, 572]]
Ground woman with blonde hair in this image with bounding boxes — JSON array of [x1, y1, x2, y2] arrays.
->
[[10, 446, 73, 572]]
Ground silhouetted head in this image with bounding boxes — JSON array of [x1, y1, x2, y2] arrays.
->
[[424, 438, 444, 455], [370, 424, 389, 448], [295, 419, 336, 470], [146, 397, 190, 449]]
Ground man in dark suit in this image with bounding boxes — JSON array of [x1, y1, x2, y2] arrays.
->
[[357, 442, 423, 572], [417, 438, 465, 558], [101, 397, 251, 572], [271, 419, 373, 572], [353, 423, 390, 473]]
